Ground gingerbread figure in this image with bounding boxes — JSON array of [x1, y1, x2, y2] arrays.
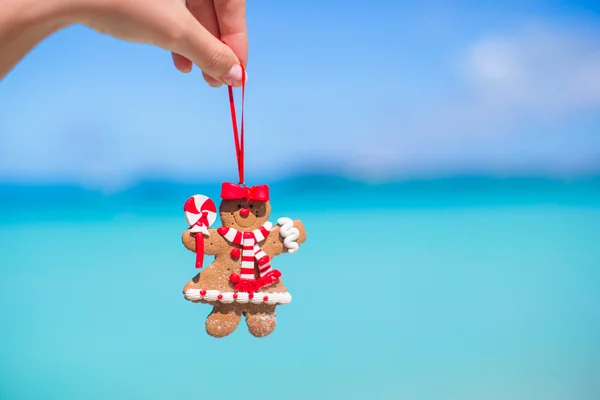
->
[[181, 182, 307, 338]]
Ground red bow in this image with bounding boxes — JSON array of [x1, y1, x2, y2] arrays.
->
[[220, 182, 270, 202], [194, 211, 210, 229]]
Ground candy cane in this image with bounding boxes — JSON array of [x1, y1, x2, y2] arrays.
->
[[184, 195, 217, 268], [277, 217, 300, 253]]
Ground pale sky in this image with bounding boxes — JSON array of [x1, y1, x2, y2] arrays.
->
[[1, 1, 599, 189]]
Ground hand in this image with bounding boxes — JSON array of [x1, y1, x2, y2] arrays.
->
[[171, 0, 247, 88], [79, 0, 246, 87], [0, 0, 246, 86]]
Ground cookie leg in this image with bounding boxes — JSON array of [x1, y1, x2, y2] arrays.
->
[[206, 304, 242, 338], [245, 304, 277, 338]]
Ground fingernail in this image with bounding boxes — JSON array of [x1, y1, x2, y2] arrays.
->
[[221, 64, 243, 87], [209, 81, 222, 88]]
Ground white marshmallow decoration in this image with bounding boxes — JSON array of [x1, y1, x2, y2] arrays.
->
[[277, 217, 301, 253]]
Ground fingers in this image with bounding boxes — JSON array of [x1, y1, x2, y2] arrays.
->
[[171, 52, 193, 73], [214, 0, 248, 67], [171, 10, 243, 86], [202, 71, 224, 87], [171, 53, 221, 86], [185, 0, 222, 86], [171, 0, 247, 88]]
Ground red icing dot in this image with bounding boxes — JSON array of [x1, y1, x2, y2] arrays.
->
[[233, 293, 238, 299], [217, 294, 223, 300], [199, 289, 206, 296], [230, 248, 241, 259], [263, 296, 269, 302], [248, 292, 254, 299]]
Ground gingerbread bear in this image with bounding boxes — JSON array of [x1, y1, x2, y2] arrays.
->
[[181, 182, 307, 338]]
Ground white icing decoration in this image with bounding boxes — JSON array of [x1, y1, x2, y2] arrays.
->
[[236, 292, 249, 303], [277, 217, 300, 253], [204, 290, 220, 301], [250, 292, 264, 304], [191, 225, 209, 235], [279, 293, 292, 304], [184, 289, 292, 305], [219, 292, 234, 303]]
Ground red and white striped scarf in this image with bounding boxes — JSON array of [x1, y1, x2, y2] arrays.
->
[[217, 222, 281, 291]]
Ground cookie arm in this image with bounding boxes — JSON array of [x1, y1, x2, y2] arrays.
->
[[181, 228, 226, 256], [294, 220, 307, 245], [263, 220, 306, 256]]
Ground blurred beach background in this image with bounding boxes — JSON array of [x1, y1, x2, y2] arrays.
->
[[1, 1, 600, 399]]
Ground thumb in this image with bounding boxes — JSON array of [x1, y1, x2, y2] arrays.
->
[[172, 12, 244, 87]]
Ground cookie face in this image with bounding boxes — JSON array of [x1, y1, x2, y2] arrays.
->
[[220, 199, 271, 230]]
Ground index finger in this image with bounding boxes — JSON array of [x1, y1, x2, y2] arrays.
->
[[214, 0, 248, 67]]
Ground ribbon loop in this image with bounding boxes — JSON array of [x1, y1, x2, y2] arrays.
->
[[226, 63, 246, 185], [221, 182, 270, 202]]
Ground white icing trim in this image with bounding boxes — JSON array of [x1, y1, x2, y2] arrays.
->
[[184, 289, 292, 305], [190, 225, 209, 235], [277, 217, 300, 253]]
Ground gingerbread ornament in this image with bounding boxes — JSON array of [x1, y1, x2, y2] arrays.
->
[[180, 66, 307, 338]]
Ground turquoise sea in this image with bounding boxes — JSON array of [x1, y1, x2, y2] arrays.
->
[[1, 177, 599, 399]]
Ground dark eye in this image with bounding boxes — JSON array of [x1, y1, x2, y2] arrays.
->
[[237, 204, 242, 209], [249, 204, 254, 208]]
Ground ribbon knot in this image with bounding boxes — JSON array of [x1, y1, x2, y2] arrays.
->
[[195, 211, 209, 228], [221, 182, 270, 202]]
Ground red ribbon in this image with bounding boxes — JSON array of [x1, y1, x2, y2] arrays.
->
[[225, 53, 246, 185], [220, 182, 270, 202]]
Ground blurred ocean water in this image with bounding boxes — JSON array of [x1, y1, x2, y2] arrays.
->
[[1, 177, 599, 400]]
